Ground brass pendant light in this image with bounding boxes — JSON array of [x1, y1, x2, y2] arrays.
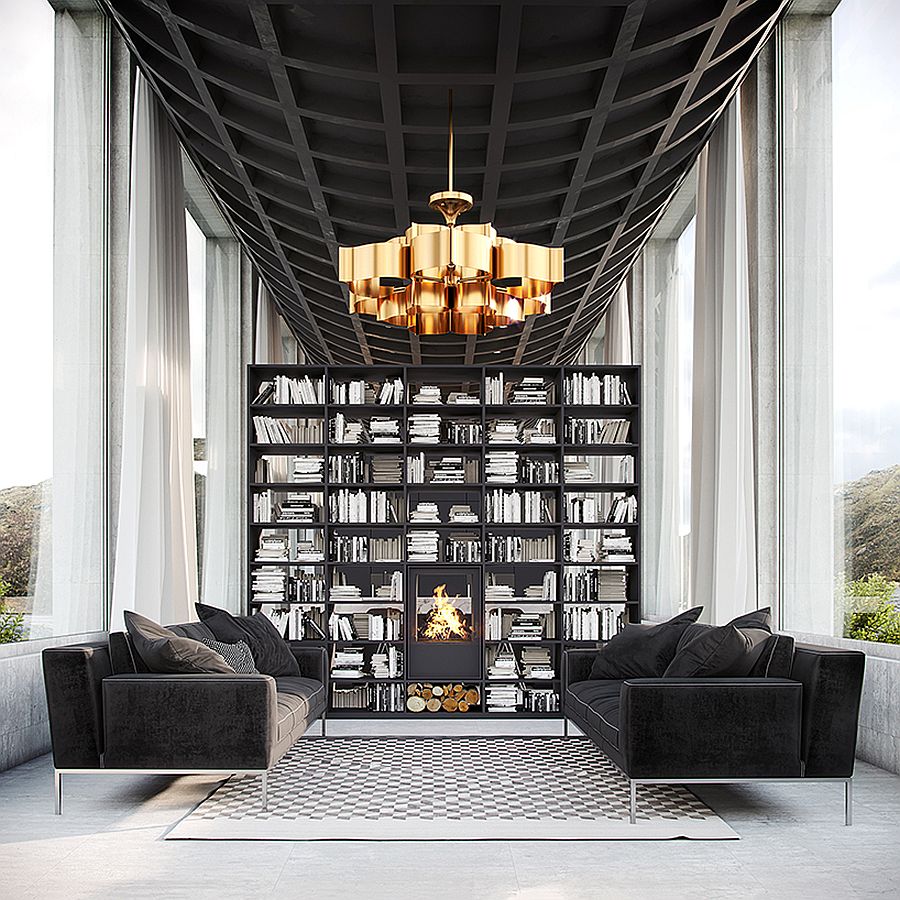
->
[[338, 91, 564, 336]]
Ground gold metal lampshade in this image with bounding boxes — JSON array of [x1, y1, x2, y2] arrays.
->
[[338, 91, 563, 336]]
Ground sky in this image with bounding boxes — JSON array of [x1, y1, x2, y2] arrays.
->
[[0, 0, 54, 489], [832, 0, 900, 483]]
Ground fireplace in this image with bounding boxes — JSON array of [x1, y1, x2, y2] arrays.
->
[[407, 567, 481, 680], [417, 584, 473, 642]]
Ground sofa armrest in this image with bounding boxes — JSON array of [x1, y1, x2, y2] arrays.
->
[[620, 678, 803, 779], [102, 674, 277, 770], [289, 643, 328, 685]]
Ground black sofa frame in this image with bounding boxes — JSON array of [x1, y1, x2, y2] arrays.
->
[[563, 642, 865, 826], [43, 633, 328, 815]]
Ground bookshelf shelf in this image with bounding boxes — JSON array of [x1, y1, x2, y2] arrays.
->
[[247, 363, 640, 717]]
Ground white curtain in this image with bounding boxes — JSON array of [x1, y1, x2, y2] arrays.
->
[[690, 102, 757, 623], [111, 73, 197, 630], [202, 240, 242, 612], [31, 11, 106, 638], [642, 240, 684, 618], [602, 282, 633, 365], [254, 280, 285, 364]]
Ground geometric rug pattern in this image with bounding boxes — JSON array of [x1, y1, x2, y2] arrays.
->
[[168, 737, 737, 840]]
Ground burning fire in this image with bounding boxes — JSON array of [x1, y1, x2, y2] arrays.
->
[[421, 584, 471, 641]]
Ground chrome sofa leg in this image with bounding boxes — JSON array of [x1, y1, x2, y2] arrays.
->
[[321, 715, 327, 737], [54, 770, 62, 816], [261, 771, 268, 812], [844, 779, 852, 826], [629, 780, 637, 824]]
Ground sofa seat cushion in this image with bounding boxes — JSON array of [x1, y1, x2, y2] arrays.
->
[[274, 677, 327, 744], [567, 680, 622, 746]]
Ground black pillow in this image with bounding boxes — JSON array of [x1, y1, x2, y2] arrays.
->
[[664, 608, 774, 678], [196, 604, 300, 677], [124, 610, 235, 675], [198, 637, 259, 674], [589, 607, 703, 680]]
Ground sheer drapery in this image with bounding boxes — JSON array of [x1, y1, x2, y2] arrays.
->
[[110, 73, 197, 630], [254, 281, 285, 364], [690, 102, 757, 622], [642, 240, 684, 618], [31, 10, 105, 637], [201, 239, 242, 612], [602, 282, 633, 365]]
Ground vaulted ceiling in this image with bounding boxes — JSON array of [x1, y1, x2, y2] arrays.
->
[[101, 0, 787, 365]]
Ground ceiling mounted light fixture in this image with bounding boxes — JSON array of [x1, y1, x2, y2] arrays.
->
[[338, 91, 564, 336]]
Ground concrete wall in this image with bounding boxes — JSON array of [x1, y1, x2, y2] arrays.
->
[[0, 633, 105, 771]]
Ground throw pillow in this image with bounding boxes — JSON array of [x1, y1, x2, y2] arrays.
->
[[198, 637, 258, 674], [663, 608, 774, 678], [195, 603, 300, 677], [589, 607, 703, 680], [123, 610, 235, 675]]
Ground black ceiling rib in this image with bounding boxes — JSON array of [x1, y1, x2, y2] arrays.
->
[[372, 2, 420, 366], [249, 4, 373, 366], [513, 0, 648, 364], [151, 0, 336, 363], [103, 0, 785, 365], [466, 0, 523, 366], [549, 0, 741, 364]]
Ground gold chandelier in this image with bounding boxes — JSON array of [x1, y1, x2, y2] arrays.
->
[[338, 92, 564, 336]]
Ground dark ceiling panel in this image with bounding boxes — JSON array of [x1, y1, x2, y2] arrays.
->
[[101, 0, 787, 364]]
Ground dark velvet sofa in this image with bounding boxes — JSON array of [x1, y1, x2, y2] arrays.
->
[[42, 621, 327, 814], [563, 634, 865, 824]]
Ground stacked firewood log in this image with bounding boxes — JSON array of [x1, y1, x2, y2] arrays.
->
[[406, 683, 480, 713]]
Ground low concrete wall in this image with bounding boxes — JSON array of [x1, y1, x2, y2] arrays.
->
[[0, 632, 106, 772], [792, 632, 900, 775]]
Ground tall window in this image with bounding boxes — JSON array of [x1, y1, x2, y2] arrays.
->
[[781, 0, 900, 641], [641, 173, 696, 620], [0, 3, 108, 642]]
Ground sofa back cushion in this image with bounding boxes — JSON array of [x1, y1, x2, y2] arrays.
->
[[589, 607, 703, 679], [124, 611, 235, 675], [748, 633, 795, 678], [196, 603, 300, 677]]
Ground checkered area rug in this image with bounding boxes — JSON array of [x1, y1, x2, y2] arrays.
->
[[167, 737, 737, 840]]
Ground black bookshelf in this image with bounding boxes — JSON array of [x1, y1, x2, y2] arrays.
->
[[246, 364, 641, 718]]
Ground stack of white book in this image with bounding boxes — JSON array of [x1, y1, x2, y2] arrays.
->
[[411, 385, 442, 404], [508, 611, 544, 641], [485, 450, 518, 483], [521, 646, 554, 679], [487, 420, 520, 444], [295, 539, 325, 562], [447, 391, 479, 405], [371, 454, 403, 483], [251, 567, 287, 604], [292, 455, 324, 483], [511, 377, 549, 404], [369, 417, 401, 443], [486, 685, 522, 713], [430, 456, 466, 483], [484, 583, 516, 602], [409, 501, 440, 523], [449, 503, 478, 523], [601, 531, 634, 562], [329, 584, 362, 602], [278, 493, 319, 524], [331, 649, 366, 679], [487, 643, 519, 679], [255, 533, 289, 562], [407, 530, 440, 562], [408, 413, 441, 443], [331, 413, 364, 444]]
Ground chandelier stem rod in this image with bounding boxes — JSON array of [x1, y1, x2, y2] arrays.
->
[[448, 88, 453, 193]]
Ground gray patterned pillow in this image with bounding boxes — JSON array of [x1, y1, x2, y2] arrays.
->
[[198, 637, 258, 674]]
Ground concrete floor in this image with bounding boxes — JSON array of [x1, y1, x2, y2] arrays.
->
[[2, 721, 899, 900]]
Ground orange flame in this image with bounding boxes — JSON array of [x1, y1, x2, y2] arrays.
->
[[422, 584, 471, 641]]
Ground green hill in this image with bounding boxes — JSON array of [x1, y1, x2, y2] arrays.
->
[[838, 464, 900, 582]]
